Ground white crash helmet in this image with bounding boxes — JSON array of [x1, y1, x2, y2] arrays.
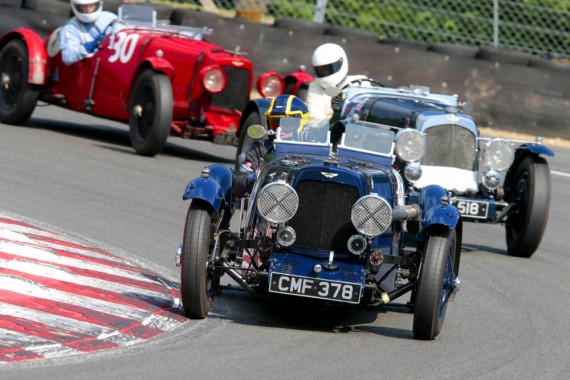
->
[[71, 0, 102, 23], [311, 43, 348, 89]]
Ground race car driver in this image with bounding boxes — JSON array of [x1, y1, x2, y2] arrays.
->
[[306, 43, 374, 123], [60, 0, 117, 65], [232, 94, 309, 198]]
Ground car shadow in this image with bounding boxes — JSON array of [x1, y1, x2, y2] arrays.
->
[[462, 243, 508, 256], [24, 117, 233, 163], [211, 290, 414, 340]]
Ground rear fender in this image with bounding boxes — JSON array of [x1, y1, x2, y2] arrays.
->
[[0, 29, 47, 85], [182, 165, 233, 211]]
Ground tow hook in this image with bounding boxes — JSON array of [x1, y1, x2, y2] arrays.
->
[[175, 244, 182, 267]]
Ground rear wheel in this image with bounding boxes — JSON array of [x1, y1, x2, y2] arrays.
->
[[180, 200, 219, 319], [235, 112, 261, 171], [129, 69, 172, 156], [413, 229, 457, 340], [505, 155, 551, 258], [0, 39, 39, 124]]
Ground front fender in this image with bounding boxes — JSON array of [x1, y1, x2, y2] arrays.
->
[[182, 165, 233, 211], [284, 69, 314, 95], [518, 143, 554, 157], [0, 28, 47, 85], [419, 184, 461, 230], [237, 98, 272, 136], [504, 144, 554, 193], [144, 56, 175, 81]]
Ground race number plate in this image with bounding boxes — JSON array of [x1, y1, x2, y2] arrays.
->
[[451, 198, 489, 219], [269, 273, 362, 304]]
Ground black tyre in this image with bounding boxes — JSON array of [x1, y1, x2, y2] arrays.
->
[[413, 229, 457, 340], [0, 39, 39, 125], [180, 200, 219, 319], [235, 112, 261, 171], [128, 69, 172, 156], [506, 155, 551, 258]]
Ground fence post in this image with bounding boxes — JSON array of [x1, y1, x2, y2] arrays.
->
[[493, 0, 499, 47], [313, 0, 329, 23]]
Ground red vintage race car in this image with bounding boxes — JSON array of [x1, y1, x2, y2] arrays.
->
[[0, 4, 284, 156]]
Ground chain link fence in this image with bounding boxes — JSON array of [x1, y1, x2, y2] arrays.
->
[[172, 0, 570, 59]]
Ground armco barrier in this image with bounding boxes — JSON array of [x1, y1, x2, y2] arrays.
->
[[1, 4, 568, 140]]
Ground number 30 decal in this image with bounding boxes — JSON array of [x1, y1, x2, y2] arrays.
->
[[109, 32, 139, 63]]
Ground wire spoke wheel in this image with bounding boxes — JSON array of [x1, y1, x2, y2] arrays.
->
[[128, 69, 172, 156], [0, 39, 39, 124], [180, 200, 221, 319], [413, 229, 458, 340], [505, 155, 551, 257]]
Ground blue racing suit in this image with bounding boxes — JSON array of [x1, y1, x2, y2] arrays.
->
[[59, 11, 117, 65]]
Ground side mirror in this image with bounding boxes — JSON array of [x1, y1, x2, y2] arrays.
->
[[247, 124, 267, 139]]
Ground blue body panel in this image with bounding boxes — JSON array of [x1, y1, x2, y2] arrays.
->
[[182, 164, 233, 211], [419, 185, 461, 230], [519, 143, 555, 157]]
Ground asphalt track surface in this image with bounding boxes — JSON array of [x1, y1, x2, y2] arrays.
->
[[1, 104, 569, 379]]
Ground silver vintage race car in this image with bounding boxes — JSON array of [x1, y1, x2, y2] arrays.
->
[[339, 85, 553, 258]]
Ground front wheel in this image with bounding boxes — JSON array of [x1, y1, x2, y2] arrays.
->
[[413, 229, 458, 340], [180, 200, 219, 319], [235, 112, 261, 171], [128, 69, 173, 156], [0, 39, 40, 124], [505, 155, 551, 258]]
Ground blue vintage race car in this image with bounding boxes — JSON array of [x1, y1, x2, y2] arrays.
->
[[178, 109, 462, 340], [336, 85, 554, 258]]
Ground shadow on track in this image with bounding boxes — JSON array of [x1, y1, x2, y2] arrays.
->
[[208, 290, 414, 340], [22, 117, 233, 163]]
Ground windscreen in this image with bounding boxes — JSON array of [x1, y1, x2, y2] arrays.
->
[[339, 122, 395, 156], [275, 118, 329, 145]]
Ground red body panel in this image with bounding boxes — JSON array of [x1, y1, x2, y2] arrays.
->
[[0, 28, 47, 85], [3, 25, 256, 140], [284, 69, 314, 94]]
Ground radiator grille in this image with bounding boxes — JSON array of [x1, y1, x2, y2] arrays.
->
[[209, 67, 249, 111], [287, 180, 359, 254], [422, 124, 477, 171]]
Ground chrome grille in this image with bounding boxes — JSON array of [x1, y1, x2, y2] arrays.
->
[[422, 124, 477, 171], [209, 67, 249, 111], [287, 180, 359, 254]]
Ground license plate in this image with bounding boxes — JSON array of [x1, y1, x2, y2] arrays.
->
[[451, 198, 489, 219], [269, 273, 362, 304]]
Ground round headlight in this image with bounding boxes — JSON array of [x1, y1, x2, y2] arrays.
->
[[395, 129, 425, 162], [483, 170, 501, 190], [404, 162, 422, 183], [351, 195, 392, 237], [276, 226, 296, 247], [484, 139, 514, 171], [256, 182, 299, 223], [257, 72, 284, 99], [201, 66, 226, 93]]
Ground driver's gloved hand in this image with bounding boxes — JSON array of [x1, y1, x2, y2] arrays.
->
[[83, 34, 105, 54], [246, 173, 256, 192], [331, 91, 346, 113]]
